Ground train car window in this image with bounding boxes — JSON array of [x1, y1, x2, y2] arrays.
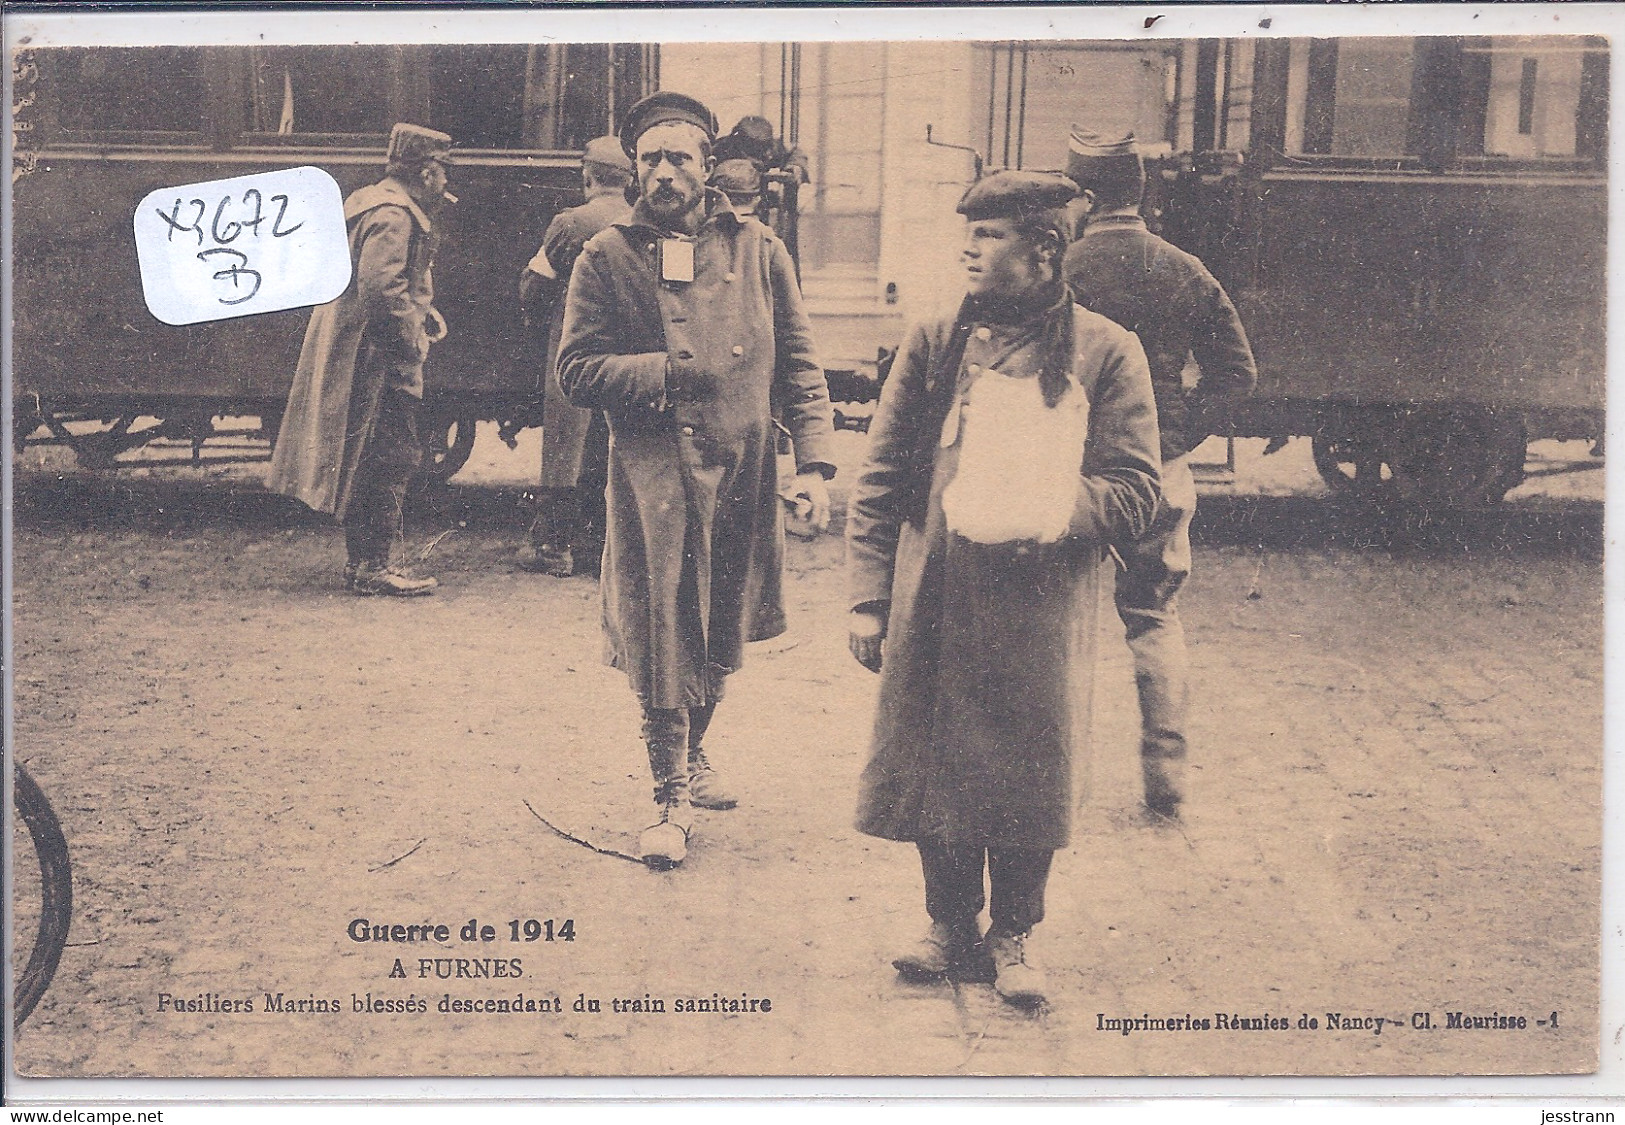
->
[[1459, 37, 1608, 162], [509, 44, 640, 151], [242, 46, 396, 140], [1009, 44, 1182, 168], [1285, 38, 1421, 158], [426, 45, 528, 148], [40, 47, 206, 140], [1217, 40, 1253, 152]]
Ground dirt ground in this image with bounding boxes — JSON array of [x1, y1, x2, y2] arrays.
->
[[7, 430, 1605, 1079]]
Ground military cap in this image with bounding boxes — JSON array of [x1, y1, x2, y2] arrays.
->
[[1066, 128, 1144, 190], [711, 158, 763, 197], [714, 115, 782, 166], [387, 123, 454, 168], [582, 134, 632, 173], [956, 169, 1079, 223], [618, 91, 719, 157]]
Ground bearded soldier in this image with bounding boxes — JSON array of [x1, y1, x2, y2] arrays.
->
[[557, 92, 836, 869]]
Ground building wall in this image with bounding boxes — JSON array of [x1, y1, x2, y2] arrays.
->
[[659, 39, 1185, 369], [657, 43, 787, 140]]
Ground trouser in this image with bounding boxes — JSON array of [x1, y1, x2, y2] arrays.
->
[[345, 390, 423, 567], [1113, 454, 1196, 801], [640, 702, 718, 794], [917, 841, 1055, 936]]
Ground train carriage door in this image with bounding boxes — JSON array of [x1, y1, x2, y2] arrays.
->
[[1238, 37, 1456, 410]]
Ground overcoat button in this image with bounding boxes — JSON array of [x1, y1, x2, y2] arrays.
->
[[975, 326, 992, 341], [732, 345, 744, 356], [681, 425, 696, 436], [724, 272, 737, 282], [967, 363, 982, 375]]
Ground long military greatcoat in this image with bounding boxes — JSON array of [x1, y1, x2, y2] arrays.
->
[[268, 179, 434, 517], [531, 190, 631, 489], [557, 194, 835, 710], [847, 292, 1161, 849]]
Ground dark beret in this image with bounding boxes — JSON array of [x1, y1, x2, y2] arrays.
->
[[714, 115, 784, 167], [618, 92, 719, 158], [956, 170, 1079, 222]]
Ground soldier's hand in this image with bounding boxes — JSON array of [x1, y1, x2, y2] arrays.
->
[[790, 470, 831, 536], [849, 609, 886, 673]]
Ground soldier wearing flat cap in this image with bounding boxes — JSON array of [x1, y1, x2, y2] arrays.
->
[[1062, 130, 1257, 821], [846, 170, 1161, 1006], [556, 91, 837, 869], [517, 135, 635, 577], [270, 123, 456, 596]]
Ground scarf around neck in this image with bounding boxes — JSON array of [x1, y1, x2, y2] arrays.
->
[[905, 276, 1076, 524], [927, 276, 1075, 410]]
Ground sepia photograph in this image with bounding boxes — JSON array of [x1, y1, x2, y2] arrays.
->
[[4, 5, 1612, 1086]]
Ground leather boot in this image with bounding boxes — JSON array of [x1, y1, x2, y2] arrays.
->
[[687, 747, 739, 810], [639, 735, 692, 870], [639, 779, 694, 870], [892, 918, 980, 980], [986, 929, 1046, 1007]]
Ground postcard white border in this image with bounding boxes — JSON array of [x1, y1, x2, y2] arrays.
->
[[3, 0, 1622, 1106]]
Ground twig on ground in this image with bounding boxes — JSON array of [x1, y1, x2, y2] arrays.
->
[[523, 800, 643, 864], [416, 529, 456, 562], [368, 837, 428, 872], [1246, 550, 1267, 600]]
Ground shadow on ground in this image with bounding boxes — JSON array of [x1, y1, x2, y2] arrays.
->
[[14, 468, 1604, 563]]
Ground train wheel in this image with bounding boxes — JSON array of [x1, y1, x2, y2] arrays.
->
[[1313, 412, 1527, 509], [1388, 412, 1530, 508], [1311, 435, 1393, 498], [422, 411, 479, 483]]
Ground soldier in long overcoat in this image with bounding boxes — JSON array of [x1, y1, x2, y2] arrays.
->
[[557, 93, 836, 869], [518, 136, 633, 577], [267, 123, 454, 596], [846, 171, 1161, 1005]]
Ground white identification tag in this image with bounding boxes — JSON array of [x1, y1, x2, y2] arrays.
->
[[132, 166, 350, 325], [659, 238, 695, 284]]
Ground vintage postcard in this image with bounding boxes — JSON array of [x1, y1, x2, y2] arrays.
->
[[4, 4, 1614, 1089]]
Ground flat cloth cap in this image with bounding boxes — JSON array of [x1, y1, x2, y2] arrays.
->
[[388, 123, 454, 167], [619, 91, 719, 157], [957, 170, 1079, 222], [711, 158, 763, 196], [1066, 128, 1143, 187], [583, 135, 633, 173]]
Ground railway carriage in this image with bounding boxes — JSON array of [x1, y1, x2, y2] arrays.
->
[[11, 43, 656, 478], [1144, 35, 1607, 506], [11, 36, 1607, 510]]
